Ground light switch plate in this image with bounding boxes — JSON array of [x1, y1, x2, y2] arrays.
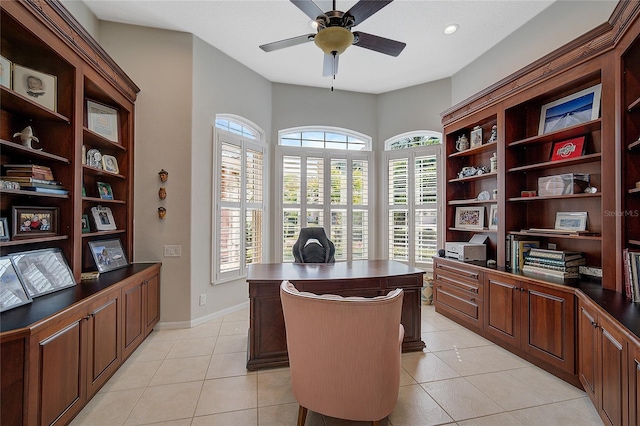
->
[[164, 245, 181, 257]]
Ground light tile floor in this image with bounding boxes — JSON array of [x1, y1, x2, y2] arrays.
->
[[71, 305, 603, 426]]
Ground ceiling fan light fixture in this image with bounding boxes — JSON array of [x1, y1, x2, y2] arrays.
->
[[314, 26, 354, 55]]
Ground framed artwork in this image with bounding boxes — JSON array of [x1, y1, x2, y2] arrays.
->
[[555, 211, 588, 231], [454, 206, 485, 230], [538, 84, 602, 135], [90, 205, 117, 231], [489, 204, 498, 230], [13, 64, 57, 111], [470, 126, 483, 149], [81, 214, 91, 234], [0, 256, 32, 312], [0, 56, 11, 89], [550, 136, 586, 161], [87, 99, 119, 143], [97, 182, 114, 200], [10, 248, 76, 298], [12, 206, 58, 239], [0, 217, 9, 241], [88, 239, 129, 273], [102, 155, 119, 174]]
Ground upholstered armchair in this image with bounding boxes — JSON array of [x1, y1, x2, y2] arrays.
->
[[292, 227, 335, 263], [280, 280, 404, 426]]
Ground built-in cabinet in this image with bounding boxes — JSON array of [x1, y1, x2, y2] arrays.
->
[[433, 260, 484, 332]]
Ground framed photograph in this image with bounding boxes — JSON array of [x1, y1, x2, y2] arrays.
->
[[90, 205, 117, 231], [470, 126, 483, 149], [10, 248, 76, 298], [81, 214, 91, 234], [86, 99, 119, 143], [102, 155, 119, 174], [86, 148, 102, 169], [555, 211, 588, 231], [538, 84, 602, 135], [0, 217, 9, 241], [455, 206, 485, 230], [97, 182, 114, 200], [13, 64, 57, 111], [12, 206, 59, 239], [0, 256, 32, 312], [550, 136, 586, 161], [88, 239, 129, 273], [489, 204, 498, 230], [0, 56, 11, 89]]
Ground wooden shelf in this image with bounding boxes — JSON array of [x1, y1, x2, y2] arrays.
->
[[448, 141, 497, 158], [508, 193, 601, 202], [82, 165, 126, 179], [509, 231, 602, 241], [449, 227, 497, 233], [449, 198, 497, 205], [507, 119, 601, 148], [83, 127, 127, 152], [0, 235, 68, 247], [449, 171, 497, 183], [0, 86, 70, 123], [0, 188, 69, 199], [81, 229, 126, 238], [507, 153, 601, 173], [82, 197, 126, 204], [628, 187, 640, 194], [628, 138, 640, 151], [0, 140, 71, 163], [629, 240, 640, 246], [628, 96, 640, 112]]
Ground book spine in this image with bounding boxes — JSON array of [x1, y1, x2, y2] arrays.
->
[[522, 261, 579, 272], [624, 249, 633, 302], [522, 265, 580, 279], [633, 252, 640, 303], [505, 234, 512, 270], [523, 255, 585, 267], [527, 249, 565, 260]]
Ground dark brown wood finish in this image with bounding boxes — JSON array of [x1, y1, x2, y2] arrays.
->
[[578, 299, 598, 404], [433, 260, 484, 332], [630, 342, 640, 426], [246, 260, 425, 370]]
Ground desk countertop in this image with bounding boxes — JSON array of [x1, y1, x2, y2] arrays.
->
[[247, 260, 425, 281]]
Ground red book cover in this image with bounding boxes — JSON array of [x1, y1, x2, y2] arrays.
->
[[550, 136, 586, 161]]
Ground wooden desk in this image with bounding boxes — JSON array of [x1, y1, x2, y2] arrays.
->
[[246, 260, 426, 370]]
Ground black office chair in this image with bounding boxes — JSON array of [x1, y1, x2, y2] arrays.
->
[[292, 227, 336, 263]]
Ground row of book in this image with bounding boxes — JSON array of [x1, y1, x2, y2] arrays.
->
[[522, 248, 585, 279], [1, 164, 69, 195], [623, 249, 640, 302]]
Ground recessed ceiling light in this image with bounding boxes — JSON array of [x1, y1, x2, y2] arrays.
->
[[444, 24, 459, 35]]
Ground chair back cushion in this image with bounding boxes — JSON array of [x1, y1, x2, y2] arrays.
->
[[292, 227, 336, 263], [280, 280, 404, 421]]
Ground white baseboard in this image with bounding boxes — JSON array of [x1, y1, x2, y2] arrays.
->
[[154, 300, 249, 330]]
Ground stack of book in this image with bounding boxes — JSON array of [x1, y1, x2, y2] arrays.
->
[[522, 248, 585, 279], [623, 248, 640, 302], [2, 164, 68, 195]]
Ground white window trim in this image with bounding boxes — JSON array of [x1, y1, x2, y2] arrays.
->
[[384, 131, 443, 270], [212, 115, 267, 284], [278, 125, 372, 151]]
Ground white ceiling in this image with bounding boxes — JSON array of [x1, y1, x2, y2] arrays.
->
[[81, 0, 568, 94]]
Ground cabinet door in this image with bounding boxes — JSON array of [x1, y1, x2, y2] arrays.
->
[[144, 273, 161, 335], [32, 316, 85, 426], [577, 301, 598, 404], [522, 283, 575, 374], [485, 273, 520, 346], [630, 341, 640, 426], [599, 315, 628, 426], [86, 291, 121, 398], [122, 279, 145, 360]]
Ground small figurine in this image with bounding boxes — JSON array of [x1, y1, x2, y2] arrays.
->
[[490, 152, 497, 172], [158, 169, 168, 182], [487, 125, 498, 143], [158, 207, 167, 219], [158, 187, 167, 200], [13, 126, 41, 150], [455, 134, 469, 152]]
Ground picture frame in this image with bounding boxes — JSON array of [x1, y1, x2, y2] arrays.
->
[[455, 206, 485, 230], [88, 239, 129, 273], [102, 155, 119, 174], [90, 205, 117, 231], [86, 99, 119, 143], [0, 217, 9, 241], [12, 64, 57, 111], [538, 84, 602, 135], [81, 214, 91, 234], [555, 211, 588, 231], [0, 55, 12, 89], [97, 182, 114, 200], [550, 136, 586, 161], [489, 204, 498, 230], [10, 248, 76, 298], [0, 256, 32, 312], [86, 148, 102, 169], [470, 126, 483, 149], [12, 206, 59, 239]]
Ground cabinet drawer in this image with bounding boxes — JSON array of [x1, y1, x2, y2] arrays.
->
[[434, 270, 483, 300], [435, 261, 481, 282], [435, 282, 481, 320]]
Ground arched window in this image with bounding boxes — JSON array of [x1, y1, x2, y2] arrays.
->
[[385, 131, 442, 268], [213, 115, 266, 283], [277, 126, 372, 262]]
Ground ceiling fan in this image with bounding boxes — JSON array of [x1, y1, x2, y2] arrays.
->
[[259, 0, 406, 78]]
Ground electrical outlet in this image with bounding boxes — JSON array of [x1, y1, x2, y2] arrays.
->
[[199, 294, 206, 306], [164, 245, 182, 257]]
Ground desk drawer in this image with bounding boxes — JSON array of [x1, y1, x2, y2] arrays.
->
[[434, 271, 483, 300]]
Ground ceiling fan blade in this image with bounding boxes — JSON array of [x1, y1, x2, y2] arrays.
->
[[259, 34, 316, 52], [346, 0, 393, 26], [352, 31, 406, 57], [290, 0, 324, 20], [322, 54, 339, 77]]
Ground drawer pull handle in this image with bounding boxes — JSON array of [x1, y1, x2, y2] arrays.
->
[[470, 297, 475, 302], [590, 320, 598, 329]]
